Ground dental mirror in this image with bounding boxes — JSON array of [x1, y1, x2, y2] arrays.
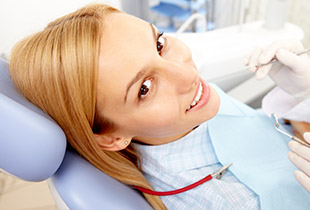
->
[[271, 113, 310, 148]]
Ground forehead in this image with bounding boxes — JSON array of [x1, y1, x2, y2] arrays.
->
[[99, 12, 154, 72], [97, 12, 154, 111], [99, 11, 154, 80], [100, 12, 151, 58]]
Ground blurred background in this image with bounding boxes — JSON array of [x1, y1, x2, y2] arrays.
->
[[0, 0, 310, 209], [1, 0, 310, 58]]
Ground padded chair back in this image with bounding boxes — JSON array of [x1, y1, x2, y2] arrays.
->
[[51, 149, 152, 209]]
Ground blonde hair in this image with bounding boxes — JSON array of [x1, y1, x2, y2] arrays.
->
[[9, 4, 165, 209]]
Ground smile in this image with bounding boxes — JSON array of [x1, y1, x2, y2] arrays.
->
[[186, 78, 210, 112]]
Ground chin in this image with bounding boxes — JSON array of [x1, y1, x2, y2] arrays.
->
[[201, 86, 220, 122]]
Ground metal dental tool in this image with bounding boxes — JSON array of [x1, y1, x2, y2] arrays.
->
[[245, 48, 310, 71], [271, 113, 310, 148]]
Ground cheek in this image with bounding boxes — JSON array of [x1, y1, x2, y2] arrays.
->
[[131, 101, 181, 135]]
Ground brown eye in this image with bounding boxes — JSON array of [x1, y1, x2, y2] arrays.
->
[[157, 34, 165, 54], [139, 79, 151, 99]]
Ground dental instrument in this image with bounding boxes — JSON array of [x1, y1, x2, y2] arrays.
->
[[271, 113, 310, 148], [134, 163, 233, 196], [246, 48, 310, 71]]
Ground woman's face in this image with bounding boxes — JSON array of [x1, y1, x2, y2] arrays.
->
[[96, 12, 220, 145]]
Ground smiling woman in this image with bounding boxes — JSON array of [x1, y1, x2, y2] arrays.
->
[[95, 11, 220, 147], [8, 3, 310, 210], [9, 4, 165, 209]]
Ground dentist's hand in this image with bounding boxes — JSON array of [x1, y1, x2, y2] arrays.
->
[[245, 40, 310, 100], [288, 132, 310, 193]]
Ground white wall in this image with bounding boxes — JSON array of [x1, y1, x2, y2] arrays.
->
[[247, 0, 310, 47], [0, 0, 121, 58], [2, 0, 310, 58], [287, 0, 310, 47]]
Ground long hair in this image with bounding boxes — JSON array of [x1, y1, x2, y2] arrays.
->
[[9, 4, 166, 209]]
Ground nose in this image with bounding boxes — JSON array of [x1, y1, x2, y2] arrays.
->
[[158, 36, 198, 94], [164, 62, 198, 94], [158, 62, 198, 94]]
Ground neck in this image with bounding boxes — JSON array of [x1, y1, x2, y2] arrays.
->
[[133, 125, 199, 146]]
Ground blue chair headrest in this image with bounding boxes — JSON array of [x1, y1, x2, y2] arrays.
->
[[0, 58, 152, 209], [0, 58, 67, 181]]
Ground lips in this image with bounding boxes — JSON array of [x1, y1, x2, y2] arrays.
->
[[186, 78, 210, 113], [186, 82, 203, 111]]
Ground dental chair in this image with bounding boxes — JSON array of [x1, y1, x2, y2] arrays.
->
[[0, 58, 152, 209]]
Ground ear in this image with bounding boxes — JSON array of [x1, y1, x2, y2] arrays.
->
[[94, 133, 132, 151]]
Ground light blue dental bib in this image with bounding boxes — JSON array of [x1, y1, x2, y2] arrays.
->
[[208, 85, 310, 209]]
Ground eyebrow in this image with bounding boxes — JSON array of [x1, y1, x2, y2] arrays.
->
[[124, 23, 157, 103]]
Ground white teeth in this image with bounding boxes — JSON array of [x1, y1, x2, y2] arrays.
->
[[186, 83, 203, 111]]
